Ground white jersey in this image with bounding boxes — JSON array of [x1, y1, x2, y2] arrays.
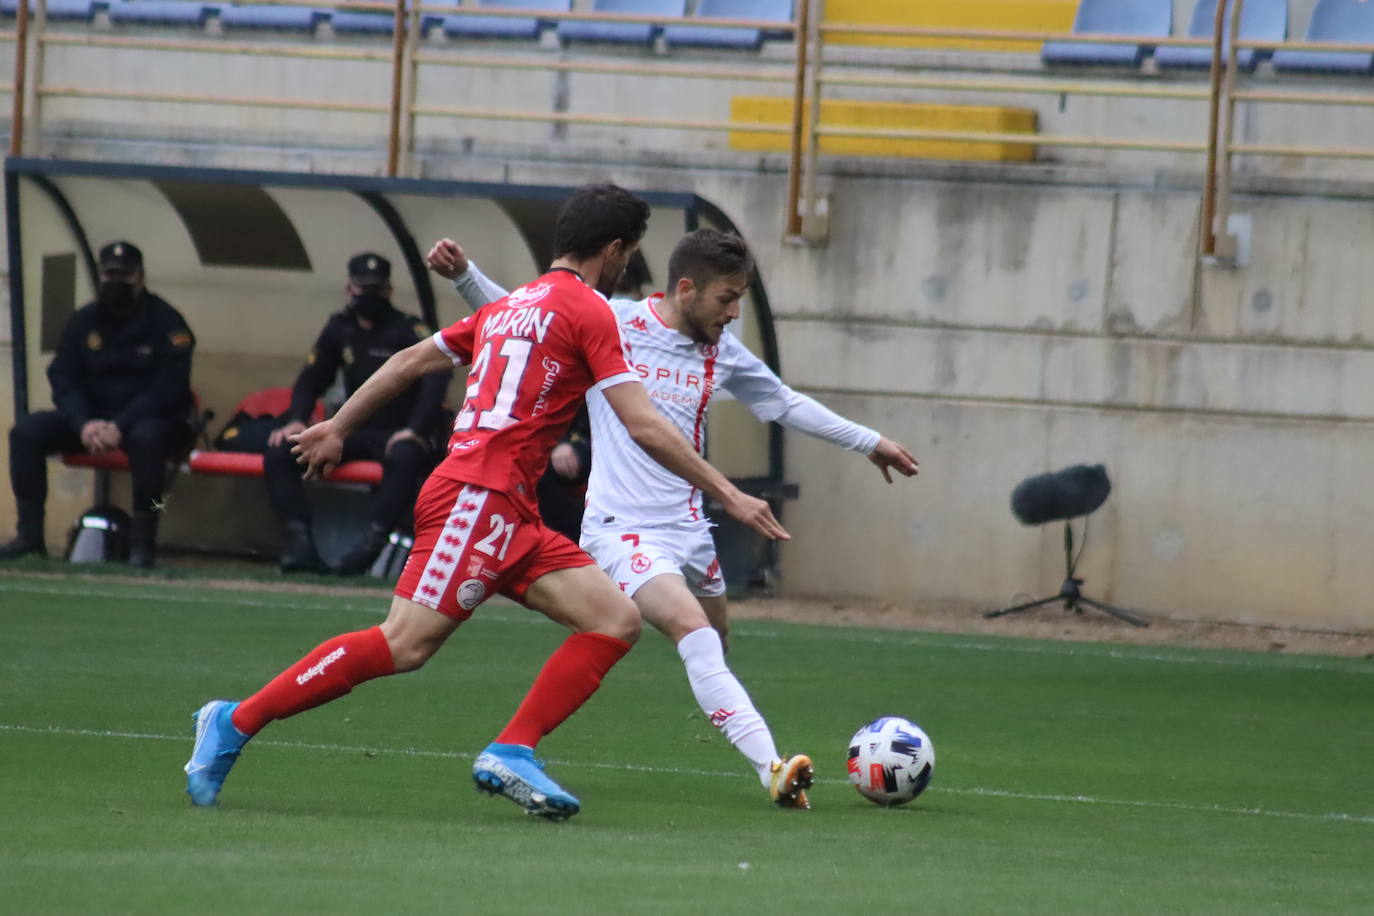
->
[[584, 294, 793, 530], [451, 263, 881, 535]]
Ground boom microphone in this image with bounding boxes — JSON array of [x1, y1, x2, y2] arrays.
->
[[1010, 464, 1111, 526]]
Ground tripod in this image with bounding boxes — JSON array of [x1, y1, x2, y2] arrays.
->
[[984, 519, 1149, 627]]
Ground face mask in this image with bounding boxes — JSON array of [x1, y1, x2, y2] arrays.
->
[[350, 292, 389, 321], [97, 281, 137, 317]]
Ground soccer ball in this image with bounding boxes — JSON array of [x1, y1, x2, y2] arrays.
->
[[847, 716, 935, 807]]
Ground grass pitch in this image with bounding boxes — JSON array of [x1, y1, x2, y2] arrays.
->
[[2, 574, 1371, 915]]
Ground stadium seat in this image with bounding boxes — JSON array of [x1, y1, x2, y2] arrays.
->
[[220, 3, 327, 31], [1273, 0, 1374, 76], [330, 6, 395, 34], [107, 0, 220, 26], [1156, 0, 1286, 72], [1041, 0, 1171, 67], [441, 0, 569, 40], [556, 0, 684, 47], [662, 0, 793, 51], [1, 0, 106, 21]]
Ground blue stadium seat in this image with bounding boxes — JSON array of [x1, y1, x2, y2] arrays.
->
[[1041, 0, 1171, 67], [220, 3, 326, 31], [1, 0, 106, 20], [662, 0, 793, 51], [1156, 0, 1286, 72], [557, 0, 683, 47], [442, 0, 569, 40], [108, 0, 219, 26], [1273, 0, 1374, 76], [330, 7, 394, 34]]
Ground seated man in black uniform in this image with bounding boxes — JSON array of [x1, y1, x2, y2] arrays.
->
[[0, 241, 195, 567], [265, 252, 449, 574]]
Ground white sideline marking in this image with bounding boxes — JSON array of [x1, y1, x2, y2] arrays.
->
[[3, 722, 1372, 827], [4, 580, 1372, 676]]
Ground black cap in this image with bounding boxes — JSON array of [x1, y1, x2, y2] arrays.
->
[[98, 241, 143, 272], [348, 252, 391, 286]]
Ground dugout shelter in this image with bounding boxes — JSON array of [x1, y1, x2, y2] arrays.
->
[[4, 157, 789, 591]]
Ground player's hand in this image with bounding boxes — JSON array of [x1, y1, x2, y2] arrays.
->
[[426, 238, 469, 280], [386, 428, 424, 455], [268, 420, 307, 448], [549, 442, 581, 478], [868, 437, 918, 484], [290, 420, 345, 480], [721, 490, 790, 541]]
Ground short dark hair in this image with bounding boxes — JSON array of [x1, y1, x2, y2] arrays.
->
[[666, 229, 755, 292], [552, 183, 651, 261]]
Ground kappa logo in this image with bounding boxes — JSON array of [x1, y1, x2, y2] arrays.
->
[[505, 282, 553, 309], [457, 578, 487, 610], [628, 316, 649, 332], [709, 708, 736, 728], [630, 553, 652, 575]]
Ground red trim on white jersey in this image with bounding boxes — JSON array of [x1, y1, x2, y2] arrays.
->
[[686, 350, 717, 522], [645, 294, 669, 329]]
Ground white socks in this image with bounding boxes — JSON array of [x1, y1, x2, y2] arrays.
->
[[676, 626, 779, 787]]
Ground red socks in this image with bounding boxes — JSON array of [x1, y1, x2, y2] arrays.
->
[[231, 626, 396, 736], [228, 627, 628, 747], [496, 631, 632, 748]]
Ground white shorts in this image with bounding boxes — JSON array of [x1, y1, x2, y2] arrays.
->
[[580, 524, 726, 599]]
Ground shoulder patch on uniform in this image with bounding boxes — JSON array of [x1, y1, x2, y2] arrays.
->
[[86, 331, 102, 351], [169, 330, 193, 349], [342, 345, 355, 366], [306, 348, 317, 366]]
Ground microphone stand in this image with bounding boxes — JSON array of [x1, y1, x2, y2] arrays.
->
[[984, 518, 1149, 627]]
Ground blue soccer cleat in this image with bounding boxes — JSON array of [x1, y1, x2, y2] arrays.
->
[[184, 700, 249, 806], [472, 743, 581, 821]]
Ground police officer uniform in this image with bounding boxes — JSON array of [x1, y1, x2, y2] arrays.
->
[[1, 241, 195, 566], [265, 252, 449, 574]]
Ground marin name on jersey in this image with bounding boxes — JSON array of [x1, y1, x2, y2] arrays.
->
[[484, 303, 556, 343]]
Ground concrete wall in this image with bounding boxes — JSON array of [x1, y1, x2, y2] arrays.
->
[[4, 9, 1374, 631]]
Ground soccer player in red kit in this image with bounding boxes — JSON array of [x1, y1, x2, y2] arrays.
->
[[184, 184, 788, 820]]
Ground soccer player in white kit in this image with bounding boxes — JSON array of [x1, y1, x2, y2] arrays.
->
[[428, 229, 919, 808]]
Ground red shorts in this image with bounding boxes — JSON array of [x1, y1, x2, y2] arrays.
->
[[395, 476, 595, 620]]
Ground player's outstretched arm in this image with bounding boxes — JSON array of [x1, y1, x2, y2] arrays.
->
[[724, 350, 917, 484], [291, 339, 453, 479], [426, 239, 508, 310], [601, 381, 790, 541]]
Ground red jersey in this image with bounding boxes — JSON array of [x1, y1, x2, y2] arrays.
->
[[430, 268, 639, 519]]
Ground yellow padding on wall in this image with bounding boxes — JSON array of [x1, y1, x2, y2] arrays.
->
[[824, 0, 1078, 52], [729, 97, 1037, 163]]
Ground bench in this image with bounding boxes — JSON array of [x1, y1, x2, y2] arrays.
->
[[61, 449, 385, 485]]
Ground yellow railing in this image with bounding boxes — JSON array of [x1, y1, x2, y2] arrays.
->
[[8, 0, 1374, 255]]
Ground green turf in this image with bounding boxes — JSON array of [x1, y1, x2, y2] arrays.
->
[[1, 574, 1371, 915]]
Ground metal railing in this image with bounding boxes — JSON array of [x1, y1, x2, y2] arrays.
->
[[7, 0, 1374, 257]]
